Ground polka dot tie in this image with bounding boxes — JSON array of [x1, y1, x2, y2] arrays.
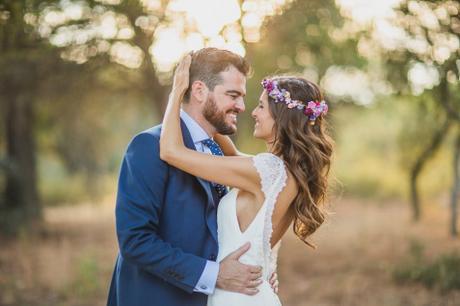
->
[[202, 138, 228, 199]]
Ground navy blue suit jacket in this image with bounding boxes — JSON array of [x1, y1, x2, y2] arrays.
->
[[107, 121, 219, 306]]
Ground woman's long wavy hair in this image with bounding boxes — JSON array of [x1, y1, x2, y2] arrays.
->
[[267, 76, 334, 248]]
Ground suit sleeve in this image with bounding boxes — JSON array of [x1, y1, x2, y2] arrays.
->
[[116, 132, 207, 293]]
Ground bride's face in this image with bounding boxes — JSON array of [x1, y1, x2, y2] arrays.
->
[[251, 91, 275, 141]]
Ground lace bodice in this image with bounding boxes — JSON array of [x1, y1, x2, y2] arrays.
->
[[209, 153, 287, 306]]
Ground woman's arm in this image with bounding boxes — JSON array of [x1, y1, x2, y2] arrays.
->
[[159, 55, 260, 192]]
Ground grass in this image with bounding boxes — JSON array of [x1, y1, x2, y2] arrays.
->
[[394, 240, 460, 292], [1, 197, 460, 306], [69, 254, 102, 298]]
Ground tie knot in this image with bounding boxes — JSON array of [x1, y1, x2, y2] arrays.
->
[[202, 138, 223, 156]]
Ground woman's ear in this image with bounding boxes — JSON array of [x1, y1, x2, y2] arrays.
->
[[190, 80, 209, 103]]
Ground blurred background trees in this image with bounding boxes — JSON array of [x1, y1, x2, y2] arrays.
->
[[1, 0, 58, 230], [1, 0, 460, 305], [0, 0, 290, 232], [374, 0, 459, 231], [1, 0, 459, 235]]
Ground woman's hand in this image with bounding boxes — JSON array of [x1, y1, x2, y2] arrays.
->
[[170, 54, 192, 101], [160, 53, 192, 162]]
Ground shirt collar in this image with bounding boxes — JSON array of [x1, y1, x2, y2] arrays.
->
[[180, 109, 211, 144]]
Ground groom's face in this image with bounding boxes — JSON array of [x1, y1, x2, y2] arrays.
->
[[203, 66, 246, 135]]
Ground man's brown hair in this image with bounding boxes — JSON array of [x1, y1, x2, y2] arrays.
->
[[184, 48, 251, 102]]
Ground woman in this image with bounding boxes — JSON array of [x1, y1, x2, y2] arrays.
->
[[160, 55, 333, 306]]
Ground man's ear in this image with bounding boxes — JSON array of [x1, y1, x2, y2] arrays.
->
[[190, 81, 209, 103]]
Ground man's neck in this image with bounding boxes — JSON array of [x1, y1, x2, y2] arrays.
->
[[182, 105, 216, 137]]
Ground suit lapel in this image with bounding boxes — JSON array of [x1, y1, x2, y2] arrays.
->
[[181, 119, 218, 243], [180, 119, 215, 206]]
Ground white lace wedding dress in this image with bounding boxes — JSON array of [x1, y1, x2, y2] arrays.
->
[[207, 153, 287, 306]]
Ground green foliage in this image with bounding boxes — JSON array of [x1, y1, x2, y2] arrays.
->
[[396, 92, 448, 167], [394, 240, 460, 292], [243, 0, 366, 122], [67, 254, 101, 298], [0, 0, 168, 229], [386, 0, 459, 90], [250, 0, 365, 75], [332, 97, 451, 199], [0, 205, 29, 235], [36, 63, 157, 206], [334, 105, 407, 199], [39, 169, 111, 206]]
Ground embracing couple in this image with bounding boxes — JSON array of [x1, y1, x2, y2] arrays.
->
[[107, 48, 333, 306]]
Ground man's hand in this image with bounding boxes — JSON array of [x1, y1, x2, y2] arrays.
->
[[216, 242, 263, 296], [269, 272, 279, 294]]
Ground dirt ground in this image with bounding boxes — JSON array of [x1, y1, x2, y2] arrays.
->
[[0, 196, 459, 306]]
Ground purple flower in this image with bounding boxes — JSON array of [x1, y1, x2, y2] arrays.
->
[[261, 78, 329, 122], [322, 102, 329, 114], [262, 79, 274, 92]]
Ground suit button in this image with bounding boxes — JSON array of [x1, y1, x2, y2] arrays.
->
[[209, 254, 216, 260]]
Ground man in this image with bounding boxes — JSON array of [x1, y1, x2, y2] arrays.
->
[[107, 48, 277, 306]]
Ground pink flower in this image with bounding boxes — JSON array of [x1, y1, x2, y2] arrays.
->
[[307, 101, 317, 109]]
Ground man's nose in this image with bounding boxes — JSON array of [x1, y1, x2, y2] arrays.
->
[[235, 98, 245, 113]]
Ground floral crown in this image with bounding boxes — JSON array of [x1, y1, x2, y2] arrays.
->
[[261, 78, 328, 125]]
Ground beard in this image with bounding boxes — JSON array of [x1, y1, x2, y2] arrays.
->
[[203, 94, 236, 135]]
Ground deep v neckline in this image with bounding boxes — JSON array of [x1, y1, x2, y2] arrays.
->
[[232, 189, 266, 235]]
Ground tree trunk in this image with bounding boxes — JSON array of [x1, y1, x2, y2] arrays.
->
[[450, 126, 460, 237], [1, 87, 40, 232], [410, 119, 451, 221], [0, 0, 45, 232]]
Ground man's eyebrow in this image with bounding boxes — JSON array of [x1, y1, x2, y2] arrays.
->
[[225, 90, 245, 97]]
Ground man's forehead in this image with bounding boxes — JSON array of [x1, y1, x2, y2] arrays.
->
[[218, 67, 246, 95]]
